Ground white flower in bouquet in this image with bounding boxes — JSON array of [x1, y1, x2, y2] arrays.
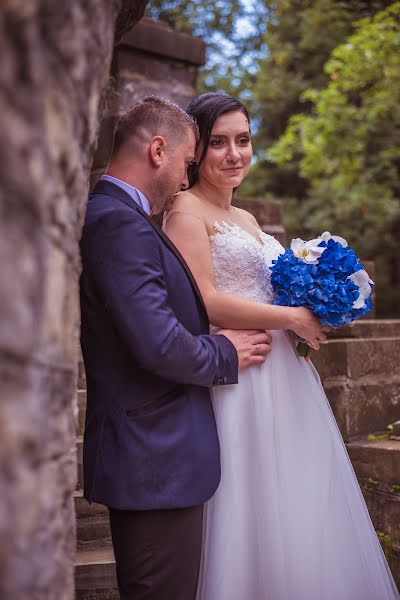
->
[[290, 238, 326, 265], [347, 269, 374, 309], [319, 231, 348, 248]]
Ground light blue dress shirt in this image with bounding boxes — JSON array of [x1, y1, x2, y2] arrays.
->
[[101, 174, 151, 215]]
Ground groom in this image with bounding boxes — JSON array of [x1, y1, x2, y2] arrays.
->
[[80, 96, 272, 599]]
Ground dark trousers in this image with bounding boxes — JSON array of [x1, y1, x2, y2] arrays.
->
[[109, 504, 204, 600]]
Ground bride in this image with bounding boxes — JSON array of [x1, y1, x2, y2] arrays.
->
[[163, 92, 399, 600]]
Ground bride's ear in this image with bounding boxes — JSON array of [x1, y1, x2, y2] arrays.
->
[[149, 136, 167, 168]]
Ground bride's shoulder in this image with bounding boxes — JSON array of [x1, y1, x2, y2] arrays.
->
[[172, 190, 202, 212], [163, 191, 208, 231], [165, 191, 207, 223]]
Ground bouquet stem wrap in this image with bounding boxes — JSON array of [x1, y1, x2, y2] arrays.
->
[[297, 341, 311, 358]]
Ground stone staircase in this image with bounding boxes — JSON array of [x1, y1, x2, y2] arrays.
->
[[75, 362, 118, 599], [74, 320, 400, 596]]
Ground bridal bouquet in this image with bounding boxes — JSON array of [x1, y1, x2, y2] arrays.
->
[[270, 232, 374, 357]]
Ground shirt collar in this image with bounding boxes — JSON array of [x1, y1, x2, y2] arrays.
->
[[100, 175, 151, 215]]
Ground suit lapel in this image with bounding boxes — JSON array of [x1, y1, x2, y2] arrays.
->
[[92, 180, 209, 317]]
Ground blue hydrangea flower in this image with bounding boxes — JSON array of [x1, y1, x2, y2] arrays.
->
[[270, 235, 373, 330]]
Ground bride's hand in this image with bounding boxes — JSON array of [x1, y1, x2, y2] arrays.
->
[[289, 307, 327, 351]]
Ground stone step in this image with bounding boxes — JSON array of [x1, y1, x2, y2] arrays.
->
[[328, 319, 400, 339], [312, 336, 400, 440], [320, 377, 400, 441], [347, 438, 400, 491], [75, 490, 108, 518], [75, 547, 117, 600], [313, 336, 400, 381], [74, 490, 111, 548], [347, 438, 400, 544]]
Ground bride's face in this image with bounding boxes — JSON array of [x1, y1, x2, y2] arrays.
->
[[197, 109, 252, 190]]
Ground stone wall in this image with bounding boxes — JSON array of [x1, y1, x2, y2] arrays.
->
[[0, 1, 147, 598]]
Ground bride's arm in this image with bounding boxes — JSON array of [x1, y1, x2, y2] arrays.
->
[[164, 211, 324, 347]]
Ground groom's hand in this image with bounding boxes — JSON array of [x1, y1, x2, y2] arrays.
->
[[218, 329, 272, 370]]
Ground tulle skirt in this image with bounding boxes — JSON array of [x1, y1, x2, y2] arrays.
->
[[197, 330, 399, 600]]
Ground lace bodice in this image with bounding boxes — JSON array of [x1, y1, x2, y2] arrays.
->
[[210, 221, 285, 305]]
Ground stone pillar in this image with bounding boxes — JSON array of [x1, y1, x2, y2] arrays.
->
[[91, 17, 206, 188], [0, 1, 147, 598]]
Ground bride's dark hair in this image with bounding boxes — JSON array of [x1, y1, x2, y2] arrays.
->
[[186, 92, 250, 188]]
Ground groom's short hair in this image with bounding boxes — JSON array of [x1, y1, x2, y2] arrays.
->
[[112, 96, 199, 156]]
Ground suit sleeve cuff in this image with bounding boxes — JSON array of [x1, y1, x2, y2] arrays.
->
[[212, 334, 239, 386]]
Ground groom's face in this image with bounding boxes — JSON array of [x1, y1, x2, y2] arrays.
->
[[153, 128, 196, 215]]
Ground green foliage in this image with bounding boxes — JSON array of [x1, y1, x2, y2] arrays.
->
[[269, 3, 400, 314], [376, 531, 393, 564], [246, 0, 393, 198], [367, 433, 391, 441], [368, 477, 380, 486]]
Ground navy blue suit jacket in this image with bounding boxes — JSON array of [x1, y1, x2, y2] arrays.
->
[[80, 180, 238, 510]]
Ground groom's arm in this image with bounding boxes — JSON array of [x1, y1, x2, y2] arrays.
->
[[81, 206, 238, 387]]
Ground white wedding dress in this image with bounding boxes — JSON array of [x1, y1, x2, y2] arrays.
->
[[196, 221, 399, 600]]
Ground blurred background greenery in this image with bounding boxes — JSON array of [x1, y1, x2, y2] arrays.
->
[[147, 1, 400, 317]]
